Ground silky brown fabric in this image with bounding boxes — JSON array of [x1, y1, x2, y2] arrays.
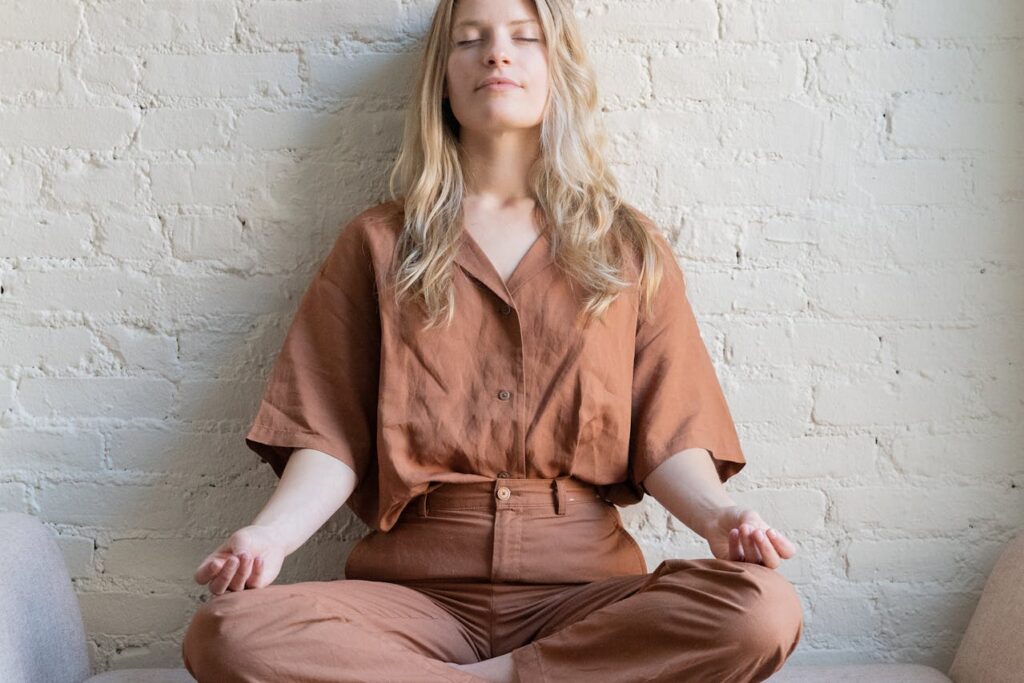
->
[[182, 477, 804, 682], [243, 200, 746, 533]]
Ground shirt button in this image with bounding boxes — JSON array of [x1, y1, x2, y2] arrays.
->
[[497, 389, 511, 400], [496, 486, 511, 500], [497, 471, 510, 478], [499, 303, 512, 316]]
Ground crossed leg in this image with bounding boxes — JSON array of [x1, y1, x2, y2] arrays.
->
[[502, 557, 805, 683], [181, 578, 489, 683], [181, 558, 803, 683]]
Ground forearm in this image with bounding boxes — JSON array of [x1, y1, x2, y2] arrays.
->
[[251, 448, 358, 555], [641, 448, 737, 540]]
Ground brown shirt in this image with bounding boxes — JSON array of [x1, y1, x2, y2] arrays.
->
[[244, 200, 746, 533]]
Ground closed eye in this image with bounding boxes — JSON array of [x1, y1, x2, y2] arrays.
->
[[455, 38, 540, 46]]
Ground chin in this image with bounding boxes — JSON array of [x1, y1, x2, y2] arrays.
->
[[472, 120, 535, 133], [474, 110, 543, 126]]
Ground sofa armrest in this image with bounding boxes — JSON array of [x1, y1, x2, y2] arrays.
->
[[948, 529, 1024, 683], [0, 512, 91, 683]]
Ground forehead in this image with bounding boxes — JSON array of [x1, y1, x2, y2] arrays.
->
[[453, 17, 540, 29], [451, 0, 540, 29]]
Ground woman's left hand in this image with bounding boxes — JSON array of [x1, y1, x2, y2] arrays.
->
[[703, 505, 797, 569]]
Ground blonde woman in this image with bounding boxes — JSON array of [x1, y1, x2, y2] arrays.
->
[[181, 0, 803, 681]]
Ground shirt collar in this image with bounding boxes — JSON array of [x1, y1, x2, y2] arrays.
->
[[454, 229, 555, 304]]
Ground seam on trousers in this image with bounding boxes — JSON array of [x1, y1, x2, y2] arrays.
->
[[616, 523, 648, 574], [512, 641, 546, 683], [514, 509, 523, 581], [488, 584, 496, 659]]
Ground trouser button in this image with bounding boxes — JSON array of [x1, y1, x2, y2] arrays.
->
[[496, 486, 511, 500], [497, 471, 510, 478]]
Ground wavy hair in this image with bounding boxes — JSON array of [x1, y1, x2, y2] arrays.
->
[[385, 0, 669, 331]]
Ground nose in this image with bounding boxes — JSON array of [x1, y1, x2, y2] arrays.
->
[[483, 33, 513, 67]]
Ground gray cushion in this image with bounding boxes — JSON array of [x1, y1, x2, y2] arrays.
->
[[86, 669, 195, 683], [0, 513, 91, 683], [766, 663, 952, 682], [85, 662, 953, 683]]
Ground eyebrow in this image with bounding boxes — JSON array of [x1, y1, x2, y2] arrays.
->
[[453, 18, 540, 30]]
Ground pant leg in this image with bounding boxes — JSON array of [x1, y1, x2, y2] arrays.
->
[[504, 557, 805, 683], [181, 579, 487, 683]]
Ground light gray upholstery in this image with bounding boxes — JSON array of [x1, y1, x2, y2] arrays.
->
[[0, 512, 195, 683], [765, 663, 952, 682], [85, 670, 196, 682], [0, 511, 1020, 682], [0, 512, 92, 683]]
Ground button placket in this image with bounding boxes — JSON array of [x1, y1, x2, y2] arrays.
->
[[495, 303, 518, 476], [489, 288, 527, 578], [513, 313, 528, 478]]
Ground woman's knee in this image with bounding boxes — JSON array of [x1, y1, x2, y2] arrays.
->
[[181, 591, 262, 680], [653, 558, 803, 656], [728, 565, 804, 657]]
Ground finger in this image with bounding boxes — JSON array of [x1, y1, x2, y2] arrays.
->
[[209, 555, 237, 595], [210, 555, 239, 595], [729, 528, 744, 561], [754, 528, 781, 568], [747, 525, 765, 564], [767, 528, 797, 557], [740, 525, 762, 564], [195, 556, 226, 585], [229, 553, 254, 592], [246, 555, 264, 588]]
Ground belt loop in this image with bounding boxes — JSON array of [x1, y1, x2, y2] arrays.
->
[[418, 490, 429, 517], [554, 478, 567, 515]]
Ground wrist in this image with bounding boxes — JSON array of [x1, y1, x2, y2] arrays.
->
[[696, 504, 737, 540], [251, 520, 303, 556]]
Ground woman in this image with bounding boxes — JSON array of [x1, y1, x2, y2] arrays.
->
[[181, 0, 804, 681]]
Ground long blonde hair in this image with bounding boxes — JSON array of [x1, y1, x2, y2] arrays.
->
[[386, 0, 668, 330]]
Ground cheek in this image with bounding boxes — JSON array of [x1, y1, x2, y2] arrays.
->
[[526, 54, 549, 87], [528, 66, 549, 99], [445, 58, 465, 90]]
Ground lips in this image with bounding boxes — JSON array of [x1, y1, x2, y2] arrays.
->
[[477, 76, 520, 90]]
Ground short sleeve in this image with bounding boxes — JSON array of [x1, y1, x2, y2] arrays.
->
[[629, 228, 746, 493], [243, 218, 381, 483]]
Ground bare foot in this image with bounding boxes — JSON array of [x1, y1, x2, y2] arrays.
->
[[444, 653, 515, 683]]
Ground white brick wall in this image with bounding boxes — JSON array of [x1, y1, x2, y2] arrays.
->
[[0, 0, 1021, 675]]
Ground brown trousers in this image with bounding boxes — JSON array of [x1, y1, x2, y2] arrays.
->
[[181, 477, 804, 682]]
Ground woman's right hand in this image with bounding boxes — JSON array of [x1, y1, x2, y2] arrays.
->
[[193, 524, 287, 594]]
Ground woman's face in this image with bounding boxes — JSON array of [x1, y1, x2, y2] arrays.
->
[[444, 0, 550, 135]]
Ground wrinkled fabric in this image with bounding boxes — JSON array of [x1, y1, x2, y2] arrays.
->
[[243, 199, 746, 533], [181, 478, 804, 683]]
